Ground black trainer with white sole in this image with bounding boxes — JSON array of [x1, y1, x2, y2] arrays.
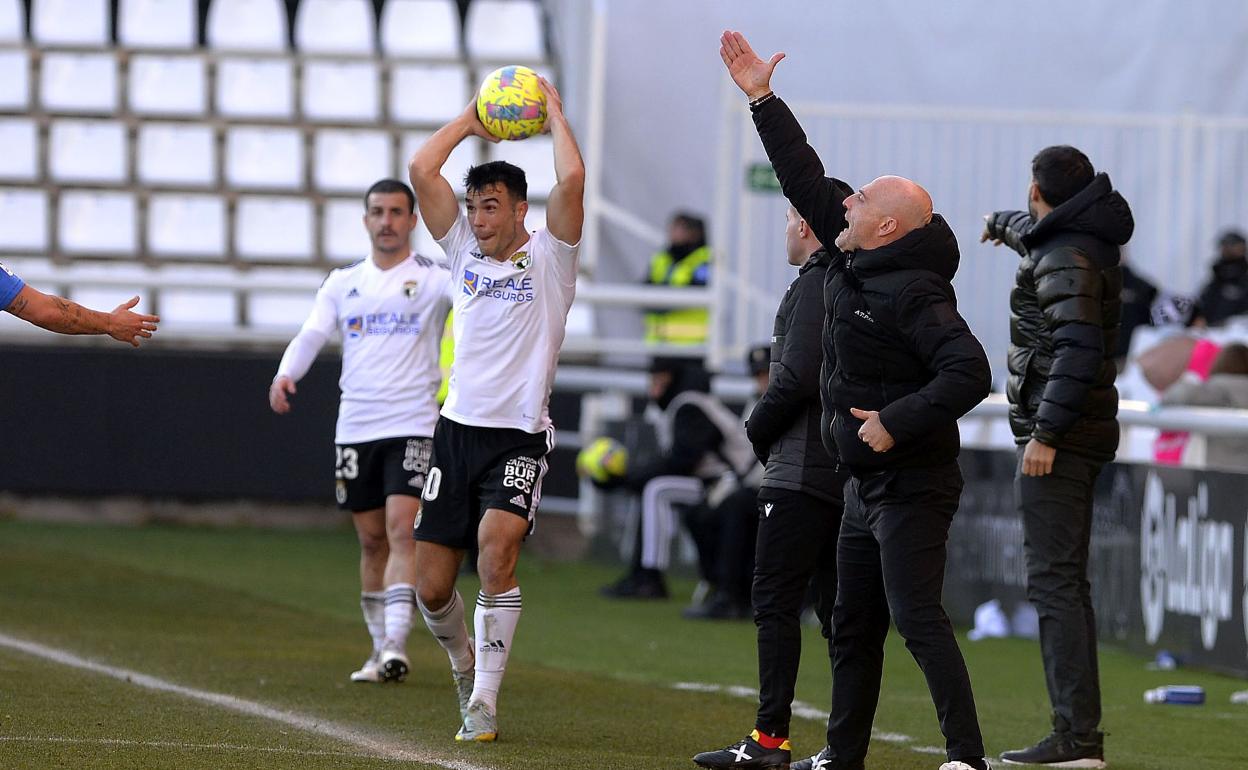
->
[[1000, 730, 1105, 768], [692, 730, 790, 769]]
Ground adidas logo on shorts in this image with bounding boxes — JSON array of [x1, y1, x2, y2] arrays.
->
[[510, 494, 527, 508]]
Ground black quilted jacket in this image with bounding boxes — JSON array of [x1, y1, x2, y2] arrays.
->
[[985, 172, 1133, 461]]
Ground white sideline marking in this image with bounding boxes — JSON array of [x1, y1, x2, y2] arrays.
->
[[0, 736, 365, 759], [0, 632, 492, 770]]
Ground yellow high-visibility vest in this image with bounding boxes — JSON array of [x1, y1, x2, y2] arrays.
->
[[437, 312, 454, 405], [644, 245, 710, 345]]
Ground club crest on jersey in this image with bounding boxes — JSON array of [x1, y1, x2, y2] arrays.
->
[[345, 316, 364, 339], [402, 280, 420, 299], [462, 269, 480, 296], [509, 250, 532, 270]]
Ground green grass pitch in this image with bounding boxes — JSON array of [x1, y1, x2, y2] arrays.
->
[[0, 519, 1244, 769]]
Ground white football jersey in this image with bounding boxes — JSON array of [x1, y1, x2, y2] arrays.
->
[[296, 254, 453, 444], [436, 212, 579, 433]]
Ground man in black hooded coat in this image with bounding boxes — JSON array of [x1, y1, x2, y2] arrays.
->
[[711, 30, 993, 770], [983, 145, 1133, 769]]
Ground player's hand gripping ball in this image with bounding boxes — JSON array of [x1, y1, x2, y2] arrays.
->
[[576, 437, 629, 484], [476, 65, 547, 140]]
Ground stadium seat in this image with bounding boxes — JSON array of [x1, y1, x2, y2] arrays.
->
[[302, 60, 379, 123], [206, 0, 287, 52], [119, 0, 196, 49], [0, 50, 28, 109], [48, 119, 128, 183], [389, 63, 469, 125], [294, 0, 375, 55], [0, 119, 37, 180], [313, 129, 391, 193], [380, 0, 461, 58], [216, 57, 294, 118], [0, 0, 23, 43], [32, 0, 108, 46], [235, 195, 314, 261], [158, 284, 239, 327], [248, 283, 318, 330], [323, 198, 371, 261], [40, 53, 117, 114], [401, 130, 479, 194], [0, 188, 48, 251], [129, 55, 207, 116], [489, 135, 556, 198], [226, 126, 304, 189], [464, 0, 545, 62], [147, 194, 226, 258], [59, 190, 137, 254], [138, 123, 216, 187]]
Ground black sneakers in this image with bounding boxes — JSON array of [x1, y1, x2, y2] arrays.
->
[[1000, 730, 1105, 768], [692, 730, 790, 769], [599, 568, 669, 599], [791, 746, 847, 770]]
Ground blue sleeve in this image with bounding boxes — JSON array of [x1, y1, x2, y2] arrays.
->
[[0, 263, 25, 311]]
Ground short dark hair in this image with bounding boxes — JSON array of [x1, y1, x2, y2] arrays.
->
[[670, 211, 706, 242], [1218, 230, 1246, 248], [364, 179, 415, 213], [1031, 145, 1095, 208], [464, 161, 527, 201]]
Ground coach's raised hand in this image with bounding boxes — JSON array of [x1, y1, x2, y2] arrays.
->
[[719, 30, 785, 100]]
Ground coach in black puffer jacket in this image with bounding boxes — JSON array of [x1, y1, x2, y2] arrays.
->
[[985, 146, 1132, 767], [985, 171, 1132, 462], [744, 81, 992, 769]]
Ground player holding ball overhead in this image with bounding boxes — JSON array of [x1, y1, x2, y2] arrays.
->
[[406, 72, 585, 743]]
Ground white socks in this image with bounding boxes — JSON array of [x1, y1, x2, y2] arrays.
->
[[360, 591, 385, 652], [471, 587, 522, 712], [383, 583, 416, 649], [419, 590, 474, 673]]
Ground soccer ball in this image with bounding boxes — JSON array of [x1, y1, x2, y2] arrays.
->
[[576, 437, 628, 484], [476, 65, 547, 140]]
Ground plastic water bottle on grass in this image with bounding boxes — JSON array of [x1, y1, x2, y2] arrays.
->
[[1144, 685, 1205, 705], [1231, 690, 1248, 705]]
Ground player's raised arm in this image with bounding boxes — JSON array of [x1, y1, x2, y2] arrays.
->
[[538, 77, 585, 245], [408, 102, 499, 240], [6, 285, 158, 346]]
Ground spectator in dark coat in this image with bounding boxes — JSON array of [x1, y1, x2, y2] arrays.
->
[[1197, 230, 1248, 326]]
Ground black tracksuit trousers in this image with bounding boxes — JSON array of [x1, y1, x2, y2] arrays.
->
[[752, 482, 846, 737], [825, 463, 985, 767]]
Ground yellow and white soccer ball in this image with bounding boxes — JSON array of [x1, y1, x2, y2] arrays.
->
[[575, 437, 628, 484], [476, 65, 547, 140]]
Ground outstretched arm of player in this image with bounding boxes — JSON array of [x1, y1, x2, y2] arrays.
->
[[539, 77, 586, 245], [408, 102, 499, 240], [270, 284, 336, 414], [5, 285, 158, 346]]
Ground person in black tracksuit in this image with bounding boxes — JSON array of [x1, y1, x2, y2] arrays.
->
[[983, 146, 1132, 768], [716, 32, 993, 770], [692, 206, 848, 769], [599, 358, 756, 601]]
